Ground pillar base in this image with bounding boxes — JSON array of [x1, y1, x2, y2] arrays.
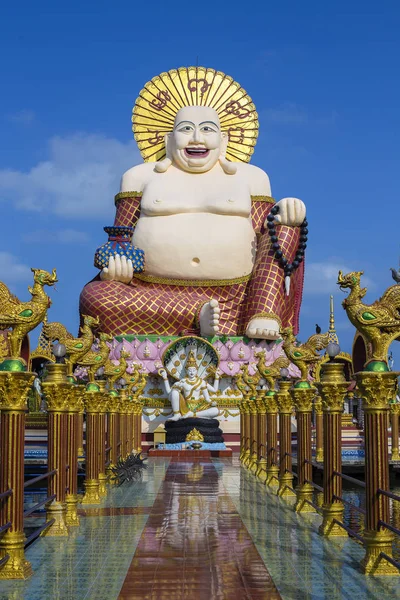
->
[[277, 474, 296, 497], [242, 450, 251, 468], [391, 449, 399, 461], [319, 503, 346, 537], [81, 480, 101, 505], [256, 459, 267, 483], [77, 447, 84, 458], [361, 530, 399, 575], [106, 463, 117, 483], [294, 484, 316, 513], [265, 466, 280, 487], [42, 501, 69, 537], [0, 533, 32, 580], [65, 494, 80, 527], [249, 453, 258, 474], [98, 473, 108, 497], [315, 449, 324, 462]]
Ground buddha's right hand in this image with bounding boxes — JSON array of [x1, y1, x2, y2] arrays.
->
[[100, 254, 133, 284]]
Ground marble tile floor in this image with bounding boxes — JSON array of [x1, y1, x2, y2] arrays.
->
[[0, 457, 399, 599]]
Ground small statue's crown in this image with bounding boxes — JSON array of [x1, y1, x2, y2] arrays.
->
[[186, 350, 197, 369]]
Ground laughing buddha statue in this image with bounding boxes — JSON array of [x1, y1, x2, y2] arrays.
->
[[80, 67, 306, 340]]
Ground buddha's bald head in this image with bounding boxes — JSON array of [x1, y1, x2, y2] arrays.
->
[[154, 105, 236, 174]]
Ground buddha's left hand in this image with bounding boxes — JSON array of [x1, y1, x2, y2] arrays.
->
[[270, 197, 306, 227]]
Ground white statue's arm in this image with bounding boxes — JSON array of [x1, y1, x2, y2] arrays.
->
[[100, 254, 134, 283], [206, 369, 221, 393], [271, 197, 306, 227], [159, 369, 172, 395]]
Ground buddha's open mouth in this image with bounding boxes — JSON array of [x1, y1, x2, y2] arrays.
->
[[184, 147, 210, 158]]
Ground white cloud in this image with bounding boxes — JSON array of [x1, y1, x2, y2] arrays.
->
[[0, 133, 142, 219], [262, 103, 337, 126], [304, 261, 373, 295], [7, 109, 36, 125], [23, 228, 89, 244], [263, 103, 308, 124], [0, 252, 31, 284]]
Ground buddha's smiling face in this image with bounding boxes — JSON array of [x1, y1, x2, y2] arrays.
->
[[168, 106, 226, 173]]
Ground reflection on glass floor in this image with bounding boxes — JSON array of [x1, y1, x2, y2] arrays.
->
[[0, 457, 399, 599]]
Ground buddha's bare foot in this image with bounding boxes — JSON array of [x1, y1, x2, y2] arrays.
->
[[169, 412, 182, 421], [183, 411, 194, 419], [199, 299, 220, 336], [246, 318, 281, 340]]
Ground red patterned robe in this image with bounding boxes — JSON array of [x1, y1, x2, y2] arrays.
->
[[80, 192, 304, 336]]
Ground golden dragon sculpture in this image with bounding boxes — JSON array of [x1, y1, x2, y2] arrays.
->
[[236, 363, 261, 397], [281, 326, 329, 382], [103, 348, 131, 389], [254, 351, 290, 390], [43, 314, 100, 376], [0, 268, 57, 360], [337, 270, 400, 368], [75, 332, 112, 383]]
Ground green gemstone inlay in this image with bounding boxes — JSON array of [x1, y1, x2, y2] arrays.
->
[[293, 351, 303, 358], [74, 343, 83, 349], [0, 359, 26, 372], [362, 312, 376, 321], [365, 361, 389, 373], [19, 309, 33, 317], [294, 380, 311, 389]]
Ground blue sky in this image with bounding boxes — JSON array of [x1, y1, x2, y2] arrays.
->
[[0, 1, 399, 366]]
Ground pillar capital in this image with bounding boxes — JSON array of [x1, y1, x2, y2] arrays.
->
[[263, 392, 278, 414], [84, 388, 105, 413], [356, 371, 399, 411], [291, 386, 316, 413], [107, 392, 121, 413], [0, 371, 34, 411], [276, 382, 293, 414], [42, 382, 73, 412], [390, 403, 400, 416]]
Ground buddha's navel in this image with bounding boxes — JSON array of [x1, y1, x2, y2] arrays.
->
[[191, 257, 200, 266]]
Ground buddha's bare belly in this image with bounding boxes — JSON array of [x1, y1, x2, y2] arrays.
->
[[132, 213, 256, 280]]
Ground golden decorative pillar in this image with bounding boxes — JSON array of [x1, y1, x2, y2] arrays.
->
[[314, 395, 323, 462], [255, 390, 267, 482], [0, 371, 34, 579], [264, 392, 279, 487], [239, 399, 246, 461], [126, 398, 134, 455], [133, 397, 144, 453], [390, 403, 400, 461], [248, 395, 258, 473], [96, 381, 108, 497], [41, 364, 71, 537], [106, 391, 120, 479], [317, 362, 347, 537], [119, 389, 129, 457], [77, 407, 84, 458], [276, 380, 295, 497], [356, 371, 399, 575], [291, 385, 317, 513], [65, 384, 85, 527], [241, 396, 251, 465], [81, 383, 103, 505]]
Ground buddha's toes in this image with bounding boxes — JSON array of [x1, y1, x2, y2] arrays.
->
[[199, 299, 220, 336], [246, 317, 281, 341]]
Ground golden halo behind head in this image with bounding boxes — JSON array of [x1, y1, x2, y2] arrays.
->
[[132, 66, 259, 164]]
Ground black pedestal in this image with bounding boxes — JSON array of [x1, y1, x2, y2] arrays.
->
[[165, 418, 224, 444]]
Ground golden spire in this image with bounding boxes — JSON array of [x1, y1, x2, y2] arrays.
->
[[186, 350, 197, 369], [328, 295, 339, 345]]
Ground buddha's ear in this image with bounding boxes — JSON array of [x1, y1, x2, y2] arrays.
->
[[219, 132, 236, 175], [220, 131, 229, 157], [155, 133, 173, 173]]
